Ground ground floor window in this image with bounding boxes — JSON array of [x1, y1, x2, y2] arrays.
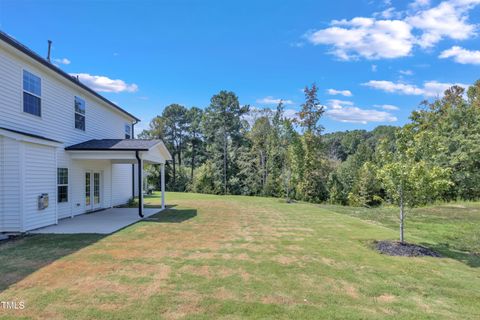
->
[[57, 168, 68, 203]]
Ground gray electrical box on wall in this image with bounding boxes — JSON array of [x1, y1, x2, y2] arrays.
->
[[38, 193, 49, 210]]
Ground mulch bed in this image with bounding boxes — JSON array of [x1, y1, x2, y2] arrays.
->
[[374, 240, 441, 257]]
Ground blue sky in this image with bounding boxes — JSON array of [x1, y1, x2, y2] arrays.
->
[[1, 0, 479, 133]]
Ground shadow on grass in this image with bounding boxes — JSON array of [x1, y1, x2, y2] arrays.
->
[[421, 242, 480, 268], [144, 204, 177, 209], [143, 208, 197, 223], [0, 234, 104, 293]]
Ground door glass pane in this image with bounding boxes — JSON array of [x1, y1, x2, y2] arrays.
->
[[94, 173, 100, 204], [85, 172, 91, 206]]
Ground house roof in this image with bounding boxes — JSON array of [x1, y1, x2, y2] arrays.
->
[[0, 31, 140, 122], [65, 139, 164, 151], [0, 126, 61, 143]]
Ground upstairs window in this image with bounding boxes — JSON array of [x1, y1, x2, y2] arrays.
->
[[57, 168, 69, 203], [23, 70, 41, 117], [75, 96, 86, 131], [125, 124, 131, 139]]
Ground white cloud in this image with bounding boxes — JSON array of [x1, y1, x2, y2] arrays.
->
[[453, 0, 480, 5], [256, 96, 294, 105], [53, 58, 71, 65], [406, 1, 479, 48], [375, 104, 400, 110], [327, 107, 397, 124], [328, 99, 354, 109], [422, 80, 470, 97], [363, 80, 469, 97], [325, 100, 397, 124], [374, 7, 402, 19], [307, 17, 413, 60], [409, 0, 431, 9], [305, 0, 480, 60], [439, 46, 480, 64], [327, 89, 353, 96], [283, 109, 300, 121], [70, 73, 138, 93], [399, 69, 414, 75], [371, 64, 378, 72], [363, 80, 424, 95], [243, 107, 299, 126]]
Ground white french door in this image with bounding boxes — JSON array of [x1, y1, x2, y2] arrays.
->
[[85, 171, 102, 211]]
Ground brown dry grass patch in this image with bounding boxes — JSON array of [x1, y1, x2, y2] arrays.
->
[[376, 294, 396, 303]]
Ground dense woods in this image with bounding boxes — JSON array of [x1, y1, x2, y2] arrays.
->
[[140, 81, 480, 209]]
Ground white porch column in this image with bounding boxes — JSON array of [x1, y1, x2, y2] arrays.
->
[[135, 151, 144, 218], [161, 163, 165, 209]]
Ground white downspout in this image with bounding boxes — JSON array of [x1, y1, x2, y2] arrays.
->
[[161, 163, 165, 209], [54, 149, 58, 224]]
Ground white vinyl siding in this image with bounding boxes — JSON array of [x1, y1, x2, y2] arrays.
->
[[23, 142, 57, 231], [0, 45, 133, 147], [0, 41, 136, 231], [112, 164, 133, 206], [0, 136, 3, 231], [0, 136, 22, 232]]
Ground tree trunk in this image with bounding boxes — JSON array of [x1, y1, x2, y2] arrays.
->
[[223, 130, 227, 195], [265, 152, 268, 190], [172, 151, 176, 187], [178, 145, 182, 166], [399, 187, 405, 244], [172, 129, 177, 187], [260, 150, 265, 188], [190, 144, 195, 182], [285, 169, 291, 202]]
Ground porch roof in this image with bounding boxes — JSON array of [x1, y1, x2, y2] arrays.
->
[[65, 139, 172, 164], [65, 139, 163, 151]]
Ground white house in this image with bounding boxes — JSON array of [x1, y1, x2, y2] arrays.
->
[[0, 31, 171, 233]]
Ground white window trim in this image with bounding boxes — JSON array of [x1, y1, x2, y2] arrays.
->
[[125, 123, 132, 139], [74, 96, 86, 131], [57, 168, 69, 203], [22, 68, 42, 117]]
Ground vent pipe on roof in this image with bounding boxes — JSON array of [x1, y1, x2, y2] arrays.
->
[[47, 40, 52, 62]]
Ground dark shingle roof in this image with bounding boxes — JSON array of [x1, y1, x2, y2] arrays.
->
[[65, 139, 163, 151], [0, 127, 61, 143], [0, 31, 140, 122]]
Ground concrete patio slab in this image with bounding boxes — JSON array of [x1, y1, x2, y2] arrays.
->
[[30, 208, 163, 234]]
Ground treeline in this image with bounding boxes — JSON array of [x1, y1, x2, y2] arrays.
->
[[140, 81, 480, 207]]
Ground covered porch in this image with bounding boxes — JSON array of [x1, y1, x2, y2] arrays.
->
[[65, 139, 172, 218], [30, 207, 162, 234]]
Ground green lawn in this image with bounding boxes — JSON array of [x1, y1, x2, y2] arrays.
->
[[320, 202, 480, 267], [0, 192, 479, 319]]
